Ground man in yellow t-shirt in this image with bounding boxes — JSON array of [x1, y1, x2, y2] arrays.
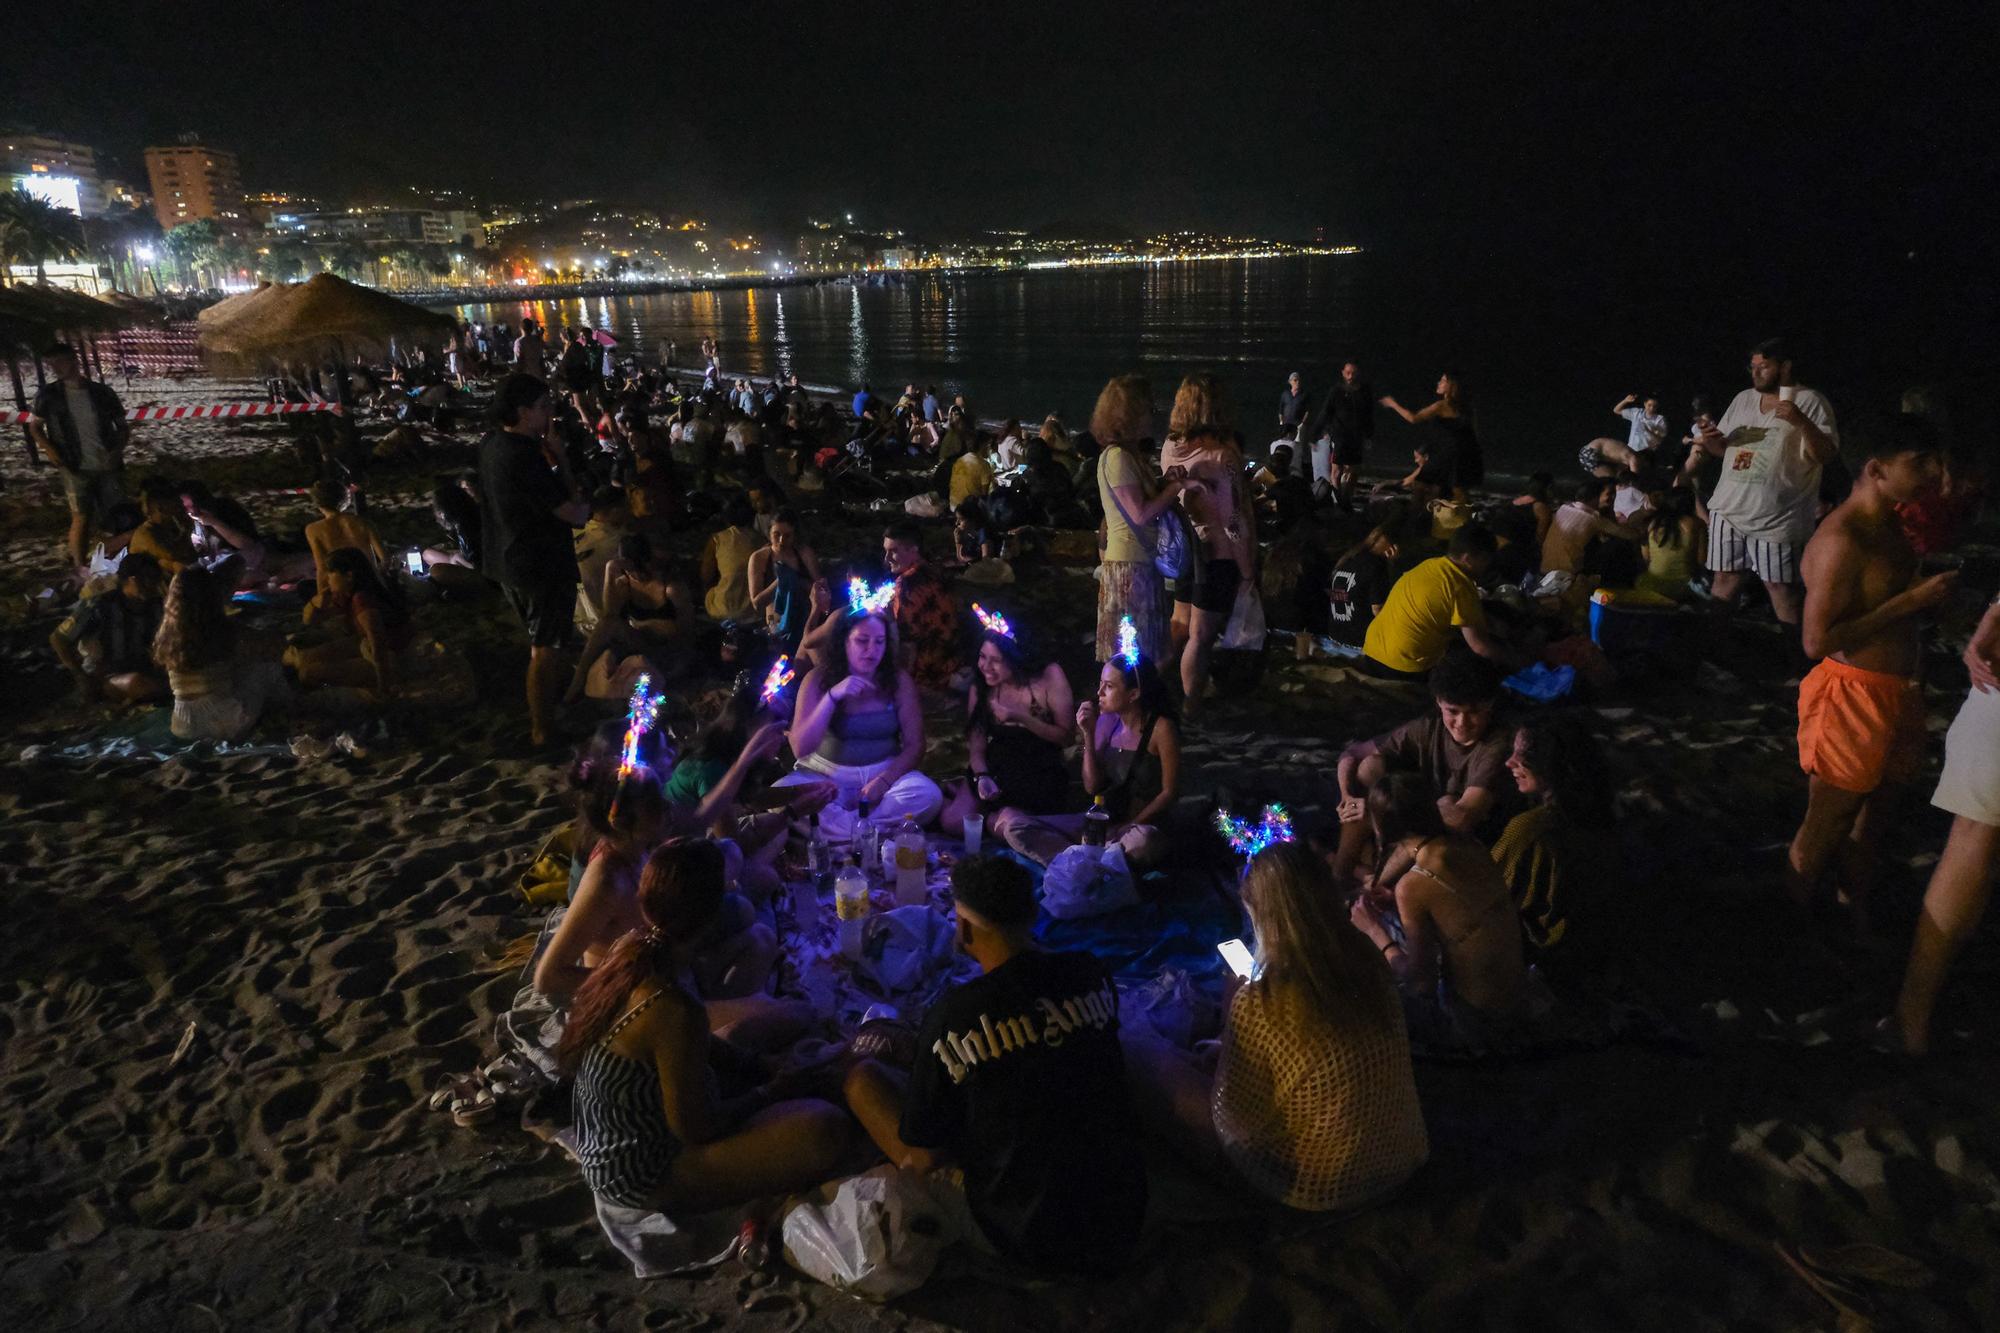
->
[[1361, 525, 1514, 678], [949, 448, 996, 509]]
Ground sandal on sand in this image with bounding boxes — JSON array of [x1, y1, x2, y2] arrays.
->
[[1775, 1243, 1875, 1327], [482, 1055, 536, 1097], [451, 1086, 500, 1127], [427, 1073, 479, 1113]]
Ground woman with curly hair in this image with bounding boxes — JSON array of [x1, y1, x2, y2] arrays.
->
[[152, 565, 290, 741]]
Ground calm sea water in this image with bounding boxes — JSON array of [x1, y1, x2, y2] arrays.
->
[[453, 254, 1938, 480]]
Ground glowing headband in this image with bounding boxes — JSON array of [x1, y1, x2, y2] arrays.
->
[[847, 576, 896, 617], [1116, 616, 1141, 670], [1214, 803, 1295, 859], [971, 603, 1014, 640], [617, 673, 662, 781], [760, 654, 796, 706]]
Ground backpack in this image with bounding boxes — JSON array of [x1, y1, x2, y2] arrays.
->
[[1102, 445, 1194, 583]]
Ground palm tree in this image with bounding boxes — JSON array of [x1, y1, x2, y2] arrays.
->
[[0, 187, 86, 286], [163, 219, 220, 289]]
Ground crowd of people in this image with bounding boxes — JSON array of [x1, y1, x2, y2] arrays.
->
[[29, 316, 1997, 1286]]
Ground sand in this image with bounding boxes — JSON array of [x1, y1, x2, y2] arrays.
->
[[2, 375, 1998, 1331]]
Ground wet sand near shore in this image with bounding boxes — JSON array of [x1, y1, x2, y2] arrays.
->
[[2, 378, 1997, 1330]]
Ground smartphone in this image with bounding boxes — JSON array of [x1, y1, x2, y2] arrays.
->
[[1217, 938, 1255, 980], [404, 550, 425, 578]]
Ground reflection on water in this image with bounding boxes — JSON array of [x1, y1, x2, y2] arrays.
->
[[456, 255, 1364, 439]]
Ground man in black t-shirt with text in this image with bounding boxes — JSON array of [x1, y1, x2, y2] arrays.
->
[[477, 374, 590, 747], [843, 855, 1147, 1274]]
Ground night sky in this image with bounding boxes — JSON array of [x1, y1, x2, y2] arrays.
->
[[6, 0, 1995, 408]]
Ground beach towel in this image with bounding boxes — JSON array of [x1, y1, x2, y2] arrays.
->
[[18, 708, 294, 764]]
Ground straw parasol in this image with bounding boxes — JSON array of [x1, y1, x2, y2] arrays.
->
[[198, 272, 455, 365], [0, 283, 134, 351], [195, 280, 292, 348]]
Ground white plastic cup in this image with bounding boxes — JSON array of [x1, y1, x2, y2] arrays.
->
[[962, 814, 984, 853], [1778, 385, 1797, 403]]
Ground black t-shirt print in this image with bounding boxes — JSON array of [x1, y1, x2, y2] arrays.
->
[[900, 950, 1147, 1273], [1328, 550, 1392, 646]]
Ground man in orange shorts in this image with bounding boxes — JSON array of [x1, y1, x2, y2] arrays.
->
[[1788, 415, 1953, 933]]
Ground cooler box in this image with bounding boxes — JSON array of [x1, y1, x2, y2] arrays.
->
[[1587, 588, 1690, 659]]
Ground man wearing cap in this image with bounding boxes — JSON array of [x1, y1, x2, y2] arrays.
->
[[1277, 370, 1310, 440], [843, 854, 1147, 1273], [29, 343, 131, 569]]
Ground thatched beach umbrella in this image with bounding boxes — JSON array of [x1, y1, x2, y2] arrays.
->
[[199, 272, 453, 365]]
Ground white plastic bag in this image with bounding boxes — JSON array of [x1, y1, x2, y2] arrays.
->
[[857, 905, 953, 992], [1042, 842, 1137, 920], [780, 1165, 958, 1301], [903, 492, 947, 518], [1219, 584, 1267, 651]]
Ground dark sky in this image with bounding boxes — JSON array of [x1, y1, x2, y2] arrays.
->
[[6, 1, 1995, 406]]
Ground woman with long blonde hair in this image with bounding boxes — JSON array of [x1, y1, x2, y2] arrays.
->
[[1124, 840, 1428, 1210]]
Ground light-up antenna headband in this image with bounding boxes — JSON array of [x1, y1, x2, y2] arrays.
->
[[1215, 803, 1295, 859], [846, 576, 896, 617], [760, 654, 796, 706], [1116, 615, 1141, 670], [972, 603, 1014, 640]]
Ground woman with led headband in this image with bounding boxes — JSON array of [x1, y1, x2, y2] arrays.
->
[[1124, 840, 1428, 1212], [991, 617, 1181, 869], [774, 588, 942, 839], [939, 604, 1076, 835]]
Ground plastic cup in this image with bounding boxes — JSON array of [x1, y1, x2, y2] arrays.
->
[[962, 814, 984, 853], [1778, 385, 1797, 403]]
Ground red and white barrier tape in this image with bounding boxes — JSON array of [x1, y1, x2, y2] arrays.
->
[[4, 400, 343, 424]]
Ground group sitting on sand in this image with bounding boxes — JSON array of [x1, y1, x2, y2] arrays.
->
[[32, 326, 1998, 1287]]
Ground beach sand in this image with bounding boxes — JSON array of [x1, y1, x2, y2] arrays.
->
[[2, 378, 1997, 1330]]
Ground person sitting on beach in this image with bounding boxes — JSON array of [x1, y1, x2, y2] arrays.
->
[[128, 477, 196, 577], [418, 474, 484, 589], [663, 681, 831, 899], [304, 479, 388, 592], [565, 535, 694, 704], [286, 547, 415, 699], [746, 507, 821, 655], [151, 565, 291, 742], [948, 498, 996, 566], [698, 498, 761, 624], [1492, 714, 1617, 958], [992, 641, 1181, 869], [1327, 509, 1412, 655], [939, 607, 1076, 839], [558, 838, 849, 1215], [538, 737, 782, 1012], [1122, 841, 1428, 1212], [775, 601, 943, 839], [1332, 649, 1512, 880], [882, 519, 960, 692], [1540, 478, 1645, 576], [842, 854, 1148, 1273], [49, 550, 169, 705], [949, 439, 997, 510], [1360, 524, 1520, 680], [179, 481, 269, 588], [1636, 488, 1706, 601], [1348, 772, 1533, 1033], [573, 488, 631, 630], [1514, 472, 1556, 548]]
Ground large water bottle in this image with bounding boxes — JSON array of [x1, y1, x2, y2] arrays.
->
[[835, 857, 871, 961], [893, 817, 927, 907]]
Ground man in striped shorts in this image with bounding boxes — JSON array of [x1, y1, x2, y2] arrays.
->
[[1693, 339, 1839, 667]]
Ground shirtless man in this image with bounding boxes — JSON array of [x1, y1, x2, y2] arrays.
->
[[1786, 415, 1952, 931], [304, 479, 388, 590]]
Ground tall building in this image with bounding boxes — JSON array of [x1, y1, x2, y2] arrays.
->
[[0, 129, 107, 216], [143, 136, 245, 230]]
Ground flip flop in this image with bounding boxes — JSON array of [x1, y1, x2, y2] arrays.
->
[[451, 1086, 499, 1127], [427, 1072, 479, 1112]]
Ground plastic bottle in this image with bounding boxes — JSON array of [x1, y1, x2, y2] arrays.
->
[[805, 813, 832, 890], [853, 799, 879, 883], [893, 817, 927, 906], [835, 857, 870, 960], [1081, 794, 1110, 847]]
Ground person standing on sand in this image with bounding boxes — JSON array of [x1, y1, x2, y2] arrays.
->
[[29, 342, 131, 571], [513, 319, 547, 379], [1380, 372, 1482, 498], [1277, 371, 1310, 439], [1893, 594, 2000, 1053], [1693, 338, 1839, 666], [1578, 393, 1668, 476], [1093, 375, 1184, 665], [1787, 415, 1953, 935], [1318, 359, 1375, 511], [479, 374, 590, 748]]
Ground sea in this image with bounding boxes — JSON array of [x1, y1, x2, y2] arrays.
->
[[453, 253, 1958, 481]]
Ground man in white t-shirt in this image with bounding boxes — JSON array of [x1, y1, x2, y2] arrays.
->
[[1693, 338, 1838, 639], [1578, 393, 1668, 476]]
